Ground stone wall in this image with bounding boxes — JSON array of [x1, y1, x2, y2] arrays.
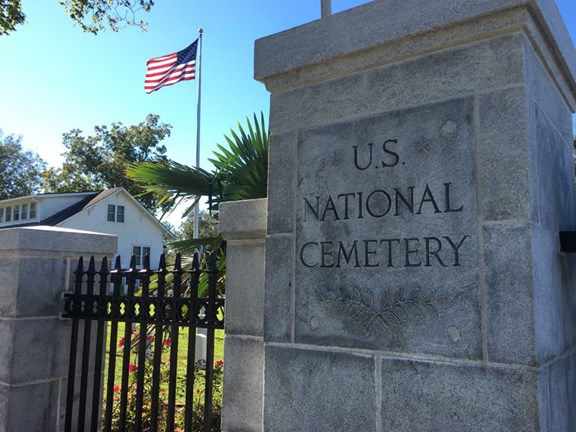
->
[[255, 0, 576, 431], [220, 199, 267, 432], [0, 226, 117, 432]]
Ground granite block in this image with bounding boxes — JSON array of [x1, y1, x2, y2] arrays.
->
[[531, 226, 565, 363], [225, 241, 265, 337], [220, 199, 267, 241], [264, 235, 293, 343], [0, 227, 117, 256], [380, 358, 540, 432], [0, 380, 59, 432], [264, 346, 376, 432], [269, 34, 524, 134], [547, 357, 570, 432], [255, 0, 576, 87], [528, 101, 575, 230], [478, 87, 530, 222], [484, 222, 537, 365], [221, 336, 264, 432], [523, 37, 573, 143], [293, 97, 482, 358], [267, 133, 296, 234]]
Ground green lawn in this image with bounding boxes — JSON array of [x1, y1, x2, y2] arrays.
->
[[103, 322, 225, 403]]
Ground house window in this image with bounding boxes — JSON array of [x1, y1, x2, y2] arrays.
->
[[13, 205, 19, 221], [0, 208, 3, 223], [21, 204, 28, 220], [107, 204, 125, 223], [132, 246, 151, 267], [5, 206, 12, 222], [29, 203, 36, 219]]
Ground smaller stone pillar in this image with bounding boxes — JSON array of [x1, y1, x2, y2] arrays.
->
[[0, 226, 117, 432], [220, 199, 267, 432]]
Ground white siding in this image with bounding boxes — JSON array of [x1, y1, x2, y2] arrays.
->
[[58, 191, 165, 268]]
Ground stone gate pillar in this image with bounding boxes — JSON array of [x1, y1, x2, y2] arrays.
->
[[255, 1, 576, 430], [0, 227, 117, 432]]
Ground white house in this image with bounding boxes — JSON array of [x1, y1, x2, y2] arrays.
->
[[0, 187, 173, 267]]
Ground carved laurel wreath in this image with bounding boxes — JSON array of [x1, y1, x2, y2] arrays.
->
[[315, 286, 449, 333]]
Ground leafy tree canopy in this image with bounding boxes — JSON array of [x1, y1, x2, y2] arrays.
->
[[0, 131, 46, 200], [43, 114, 171, 212], [1, 0, 155, 35]]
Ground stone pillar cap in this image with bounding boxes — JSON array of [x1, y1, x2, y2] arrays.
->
[[255, 0, 576, 106]]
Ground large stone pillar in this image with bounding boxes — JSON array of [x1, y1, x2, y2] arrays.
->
[[220, 199, 267, 432], [255, 1, 576, 431], [0, 227, 117, 432]]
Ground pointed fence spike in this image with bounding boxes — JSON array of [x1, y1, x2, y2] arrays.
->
[[192, 252, 200, 271], [100, 256, 108, 273], [75, 256, 84, 273], [143, 254, 150, 270], [129, 255, 136, 270], [209, 251, 218, 271], [88, 256, 96, 272], [174, 253, 182, 271], [159, 253, 166, 271], [114, 255, 122, 270]]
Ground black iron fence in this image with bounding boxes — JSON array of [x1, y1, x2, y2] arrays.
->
[[62, 252, 225, 432]]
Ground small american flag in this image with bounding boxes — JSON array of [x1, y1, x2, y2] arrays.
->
[[145, 39, 198, 94]]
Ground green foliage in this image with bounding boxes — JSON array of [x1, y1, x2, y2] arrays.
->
[[58, 0, 155, 34], [0, 131, 46, 200], [0, 0, 25, 36], [0, 0, 155, 35], [127, 112, 268, 253], [43, 114, 171, 212], [107, 329, 223, 432]]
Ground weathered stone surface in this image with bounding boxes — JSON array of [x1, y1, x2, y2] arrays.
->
[[478, 87, 530, 222], [547, 356, 571, 432], [220, 199, 267, 241], [264, 235, 293, 343], [225, 241, 265, 337], [267, 133, 296, 234], [264, 346, 376, 432], [294, 97, 481, 358], [380, 358, 541, 432], [0, 226, 117, 256], [483, 222, 536, 365], [528, 100, 575, 231], [268, 34, 524, 134], [255, 0, 576, 89], [0, 380, 59, 432], [222, 337, 264, 432]]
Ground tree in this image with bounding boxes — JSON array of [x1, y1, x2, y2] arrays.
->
[[0, 131, 46, 200], [0, 0, 155, 35], [127, 112, 268, 252], [177, 211, 219, 241], [0, 0, 25, 36], [43, 114, 171, 212]]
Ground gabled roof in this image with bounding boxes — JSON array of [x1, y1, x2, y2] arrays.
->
[[2, 188, 174, 238]]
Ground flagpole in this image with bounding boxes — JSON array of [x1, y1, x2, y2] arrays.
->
[[194, 29, 203, 241]]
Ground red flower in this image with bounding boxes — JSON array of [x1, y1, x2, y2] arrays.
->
[[147, 335, 154, 342], [215, 360, 224, 368], [118, 338, 125, 347], [196, 388, 200, 394], [113, 385, 120, 393], [128, 363, 137, 373], [163, 338, 171, 348]]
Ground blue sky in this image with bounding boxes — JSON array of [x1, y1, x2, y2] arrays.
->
[[0, 0, 372, 169], [1, 0, 575, 220]]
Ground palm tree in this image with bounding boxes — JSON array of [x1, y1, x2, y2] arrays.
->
[[127, 112, 268, 253]]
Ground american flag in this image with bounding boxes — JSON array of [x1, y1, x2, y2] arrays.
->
[[144, 39, 198, 94]]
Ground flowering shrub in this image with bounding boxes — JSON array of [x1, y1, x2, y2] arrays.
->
[[105, 330, 223, 432]]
